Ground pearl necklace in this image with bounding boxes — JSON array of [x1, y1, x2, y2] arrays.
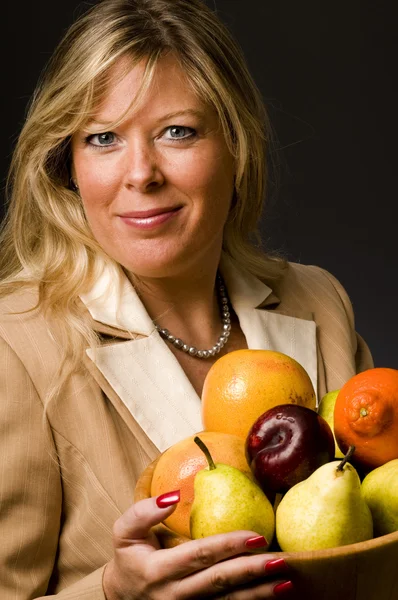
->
[[155, 273, 231, 359]]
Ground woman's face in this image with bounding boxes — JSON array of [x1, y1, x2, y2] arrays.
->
[[71, 53, 235, 279]]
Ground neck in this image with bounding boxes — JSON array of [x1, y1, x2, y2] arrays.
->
[[128, 265, 223, 349]]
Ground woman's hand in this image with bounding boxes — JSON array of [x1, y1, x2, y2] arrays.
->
[[103, 491, 294, 599]]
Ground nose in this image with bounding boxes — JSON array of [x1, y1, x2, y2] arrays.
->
[[124, 141, 164, 193]]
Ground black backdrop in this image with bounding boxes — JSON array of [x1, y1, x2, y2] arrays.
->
[[3, 1, 396, 367]]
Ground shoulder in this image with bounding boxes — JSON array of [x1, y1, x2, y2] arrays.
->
[[277, 260, 346, 292], [0, 282, 39, 311], [0, 285, 64, 388], [271, 261, 375, 388], [0, 284, 45, 340], [271, 261, 360, 362], [273, 261, 355, 326], [0, 284, 41, 335]]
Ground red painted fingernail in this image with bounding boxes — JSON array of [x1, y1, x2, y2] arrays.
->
[[156, 490, 180, 508], [245, 535, 268, 548], [273, 580, 294, 597], [265, 558, 289, 574]]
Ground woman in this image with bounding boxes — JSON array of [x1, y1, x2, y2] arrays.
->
[[0, 0, 373, 598]]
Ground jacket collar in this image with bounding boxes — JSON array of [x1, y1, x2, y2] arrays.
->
[[79, 255, 318, 453], [80, 262, 155, 336], [79, 252, 276, 336]]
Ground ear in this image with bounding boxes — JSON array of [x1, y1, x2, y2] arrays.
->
[[70, 156, 77, 179], [229, 186, 238, 210], [69, 161, 79, 191], [70, 177, 79, 192]]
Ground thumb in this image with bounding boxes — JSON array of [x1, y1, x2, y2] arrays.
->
[[113, 490, 180, 546]]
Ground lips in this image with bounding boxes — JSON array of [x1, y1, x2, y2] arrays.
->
[[118, 205, 182, 230], [119, 206, 181, 219]]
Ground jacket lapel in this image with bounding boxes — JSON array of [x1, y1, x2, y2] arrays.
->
[[220, 254, 318, 399], [80, 256, 318, 454], [235, 307, 318, 399], [80, 265, 202, 453], [85, 333, 202, 453]]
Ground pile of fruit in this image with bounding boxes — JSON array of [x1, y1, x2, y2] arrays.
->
[[150, 350, 398, 552]]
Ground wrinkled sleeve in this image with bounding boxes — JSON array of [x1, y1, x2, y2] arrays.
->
[[0, 336, 106, 599], [317, 267, 374, 373], [354, 332, 374, 373]]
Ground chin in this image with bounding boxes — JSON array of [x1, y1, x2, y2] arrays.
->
[[101, 232, 222, 280], [118, 251, 197, 280]]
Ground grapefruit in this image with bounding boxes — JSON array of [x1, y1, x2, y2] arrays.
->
[[150, 430, 251, 538], [201, 349, 316, 439]]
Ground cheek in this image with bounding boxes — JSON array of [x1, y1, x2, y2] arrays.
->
[[80, 164, 118, 198], [72, 145, 122, 200], [75, 173, 116, 242], [77, 167, 121, 230], [182, 147, 235, 206]]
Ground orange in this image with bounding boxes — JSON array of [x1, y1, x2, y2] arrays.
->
[[201, 349, 316, 439], [334, 368, 398, 470], [150, 431, 252, 538]]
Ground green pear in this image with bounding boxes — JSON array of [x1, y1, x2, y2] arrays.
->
[[190, 436, 275, 546], [362, 459, 398, 536], [276, 446, 373, 551], [318, 389, 344, 458]]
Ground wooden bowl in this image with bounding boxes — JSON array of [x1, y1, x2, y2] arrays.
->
[[135, 457, 398, 600]]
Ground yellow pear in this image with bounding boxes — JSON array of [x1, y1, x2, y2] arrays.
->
[[318, 389, 344, 458], [276, 447, 373, 551], [190, 436, 275, 546], [362, 459, 398, 536]]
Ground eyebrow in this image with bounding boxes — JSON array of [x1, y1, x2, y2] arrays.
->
[[156, 109, 207, 122], [86, 108, 207, 127]]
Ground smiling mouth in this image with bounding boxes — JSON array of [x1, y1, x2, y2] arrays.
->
[[118, 206, 182, 229]]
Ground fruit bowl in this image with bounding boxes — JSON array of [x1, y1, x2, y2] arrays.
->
[[135, 457, 398, 600]]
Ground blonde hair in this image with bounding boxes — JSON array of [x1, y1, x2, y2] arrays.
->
[[0, 0, 286, 394]]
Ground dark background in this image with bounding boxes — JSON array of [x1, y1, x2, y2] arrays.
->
[[3, 1, 396, 367]]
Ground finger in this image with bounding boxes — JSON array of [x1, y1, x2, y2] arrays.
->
[[113, 491, 180, 549], [215, 578, 294, 600], [153, 531, 274, 579], [179, 555, 292, 599]]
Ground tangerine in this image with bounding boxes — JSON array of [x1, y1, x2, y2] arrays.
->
[[334, 368, 398, 470], [201, 349, 316, 439], [150, 431, 251, 538]]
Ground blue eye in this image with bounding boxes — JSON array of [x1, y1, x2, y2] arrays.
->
[[86, 132, 115, 146], [165, 126, 195, 140]]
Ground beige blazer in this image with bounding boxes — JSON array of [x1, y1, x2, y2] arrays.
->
[[0, 255, 373, 598]]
